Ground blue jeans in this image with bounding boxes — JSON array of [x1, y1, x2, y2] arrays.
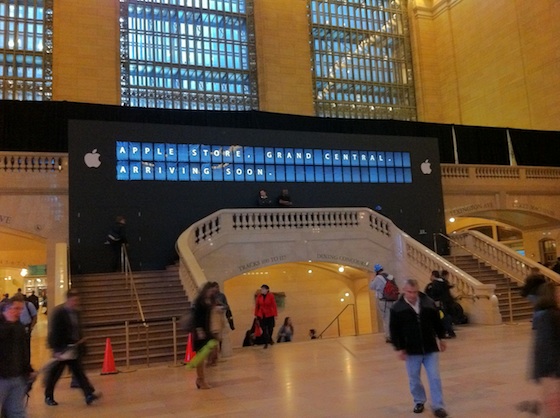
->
[[405, 352, 445, 410], [0, 376, 27, 418]]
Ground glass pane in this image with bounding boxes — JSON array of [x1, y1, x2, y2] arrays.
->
[[309, 0, 416, 120], [0, 0, 51, 101], [121, 0, 257, 109]]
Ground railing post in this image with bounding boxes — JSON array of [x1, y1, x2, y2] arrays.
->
[[125, 320, 130, 370], [353, 303, 358, 336], [337, 317, 340, 337], [506, 279, 514, 323], [145, 326, 150, 367], [172, 317, 178, 366]]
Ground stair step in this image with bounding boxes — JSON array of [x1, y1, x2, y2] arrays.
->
[[70, 267, 190, 369]]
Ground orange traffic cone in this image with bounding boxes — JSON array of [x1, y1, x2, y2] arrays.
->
[[101, 338, 118, 375], [184, 333, 196, 364]]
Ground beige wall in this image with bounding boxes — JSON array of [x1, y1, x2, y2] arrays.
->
[[253, 0, 315, 116], [410, 0, 560, 130], [48, 0, 560, 130], [52, 0, 120, 104]]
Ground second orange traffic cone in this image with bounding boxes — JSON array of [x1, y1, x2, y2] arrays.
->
[[101, 338, 118, 375], [184, 333, 196, 364]]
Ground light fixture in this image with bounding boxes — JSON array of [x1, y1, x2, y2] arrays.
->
[[20, 268, 28, 277], [344, 292, 350, 297], [338, 266, 345, 273], [449, 217, 456, 223], [340, 298, 345, 302], [308, 269, 313, 274]]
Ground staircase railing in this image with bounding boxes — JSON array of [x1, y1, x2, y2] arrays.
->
[[83, 315, 187, 370], [121, 244, 147, 326], [434, 233, 520, 322], [318, 304, 357, 339], [176, 207, 500, 324], [451, 230, 560, 285]]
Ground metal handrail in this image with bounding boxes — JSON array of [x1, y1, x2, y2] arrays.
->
[[84, 316, 186, 370], [121, 244, 147, 327], [434, 233, 517, 322], [318, 304, 357, 339]]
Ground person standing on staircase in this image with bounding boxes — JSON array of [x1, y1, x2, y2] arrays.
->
[[106, 215, 127, 272], [44, 289, 100, 406]]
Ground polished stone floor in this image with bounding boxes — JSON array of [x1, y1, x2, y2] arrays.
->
[[26, 316, 541, 418]]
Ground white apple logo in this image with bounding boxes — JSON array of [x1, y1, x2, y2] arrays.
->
[[84, 149, 101, 168], [420, 159, 432, 175]]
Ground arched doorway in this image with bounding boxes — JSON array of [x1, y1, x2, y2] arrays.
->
[[539, 238, 557, 267], [0, 226, 47, 298], [222, 262, 374, 347]]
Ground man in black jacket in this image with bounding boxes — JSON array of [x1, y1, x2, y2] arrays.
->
[[390, 279, 449, 418], [44, 289, 100, 406], [0, 295, 35, 418]]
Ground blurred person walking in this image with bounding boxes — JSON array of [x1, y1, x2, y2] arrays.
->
[[43, 289, 100, 406], [191, 282, 219, 389], [517, 282, 560, 417], [0, 295, 36, 418]]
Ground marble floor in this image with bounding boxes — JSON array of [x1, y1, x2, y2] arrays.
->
[[26, 318, 541, 418]]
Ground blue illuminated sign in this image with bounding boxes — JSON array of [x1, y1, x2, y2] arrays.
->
[[116, 142, 412, 184]]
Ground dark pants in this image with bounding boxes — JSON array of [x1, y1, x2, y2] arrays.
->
[[260, 316, 275, 345], [44, 359, 94, 399], [110, 241, 123, 272]]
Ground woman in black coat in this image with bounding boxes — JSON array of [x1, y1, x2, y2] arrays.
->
[[191, 282, 217, 389], [519, 282, 560, 417]]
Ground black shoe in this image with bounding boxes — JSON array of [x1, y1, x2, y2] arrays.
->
[[45, 397, 58, 406], [433, 408, 448, 418], [516, 400, 541, 415], [85, 392, 101, 405], [413, 403, 424, 413]]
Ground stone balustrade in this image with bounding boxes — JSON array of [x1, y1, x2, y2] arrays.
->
[[452, 230, 560, 285], [176, 207, 501, 323], [0, 152, 67, 172]]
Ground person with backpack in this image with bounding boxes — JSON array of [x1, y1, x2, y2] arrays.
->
[[425, 271, 456, 338], [369, 264, 400, 343]]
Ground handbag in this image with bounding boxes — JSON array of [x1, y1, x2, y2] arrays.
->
[[254, 321, 263, 337]]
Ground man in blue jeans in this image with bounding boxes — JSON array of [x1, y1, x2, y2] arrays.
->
[[390, 279, 449, 418]]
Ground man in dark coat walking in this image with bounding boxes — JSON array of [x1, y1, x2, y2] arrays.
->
[[44, 289, 100, 406], [390, 279, 449, 418]]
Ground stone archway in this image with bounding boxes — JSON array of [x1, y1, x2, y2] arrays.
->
[[221, 262, 374, 347], [0, 226, 47, 297]]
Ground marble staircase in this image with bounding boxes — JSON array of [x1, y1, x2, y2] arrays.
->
[[71, 266, 190, 370]]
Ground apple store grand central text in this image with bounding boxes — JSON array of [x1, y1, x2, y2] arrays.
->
[[115, 142, 413, 183]]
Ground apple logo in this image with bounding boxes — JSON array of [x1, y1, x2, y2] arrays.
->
[[84, 149, 101, 168], [420, 159, 432, 175]]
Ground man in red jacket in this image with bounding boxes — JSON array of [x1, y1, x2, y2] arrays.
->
[[254, 284, 278, 349]]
